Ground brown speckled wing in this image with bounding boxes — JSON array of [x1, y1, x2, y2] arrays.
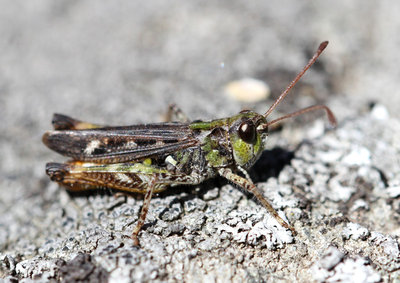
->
[[43, 120, 198, 164]]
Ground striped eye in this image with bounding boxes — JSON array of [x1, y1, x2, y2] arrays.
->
[[238, 120, 256, 143]]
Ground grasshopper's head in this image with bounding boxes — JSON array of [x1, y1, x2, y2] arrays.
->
[[230, 41, 337, 170], [228, 110, 269, 169]]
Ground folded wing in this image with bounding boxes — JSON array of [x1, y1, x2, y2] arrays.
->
[[43, 122, 198, 164]]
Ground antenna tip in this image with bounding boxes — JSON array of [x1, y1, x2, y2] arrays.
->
[[319, 41, 329, 51], [326, 107, 337, 128]]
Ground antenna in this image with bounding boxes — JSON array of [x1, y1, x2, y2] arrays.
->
[[264, 41, 328, 118], [265, 104, 337, 128]]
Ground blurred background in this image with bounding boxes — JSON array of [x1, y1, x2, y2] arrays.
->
[[0, 0, 399, 249]]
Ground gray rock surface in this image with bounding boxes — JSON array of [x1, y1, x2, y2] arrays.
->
[[1, 1, 399, 282]]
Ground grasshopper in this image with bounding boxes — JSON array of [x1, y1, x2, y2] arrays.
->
[[43, 41, 336, 245]]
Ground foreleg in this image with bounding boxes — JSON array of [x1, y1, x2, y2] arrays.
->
[[218, 168, 296, 234]]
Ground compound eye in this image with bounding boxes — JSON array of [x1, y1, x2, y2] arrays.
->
[[238, 120, 256, 143]]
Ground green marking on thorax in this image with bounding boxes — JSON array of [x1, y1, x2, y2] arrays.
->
[[190, 112, 261, 130], [189, 118, 228, 131], [205, 149, 228, 167], [203, 133, 229, 167]]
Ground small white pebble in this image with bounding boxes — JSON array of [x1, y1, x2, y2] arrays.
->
[[224, 78, 270, 102]]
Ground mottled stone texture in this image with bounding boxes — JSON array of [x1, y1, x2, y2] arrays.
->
[[1, 1, 399, 282]]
